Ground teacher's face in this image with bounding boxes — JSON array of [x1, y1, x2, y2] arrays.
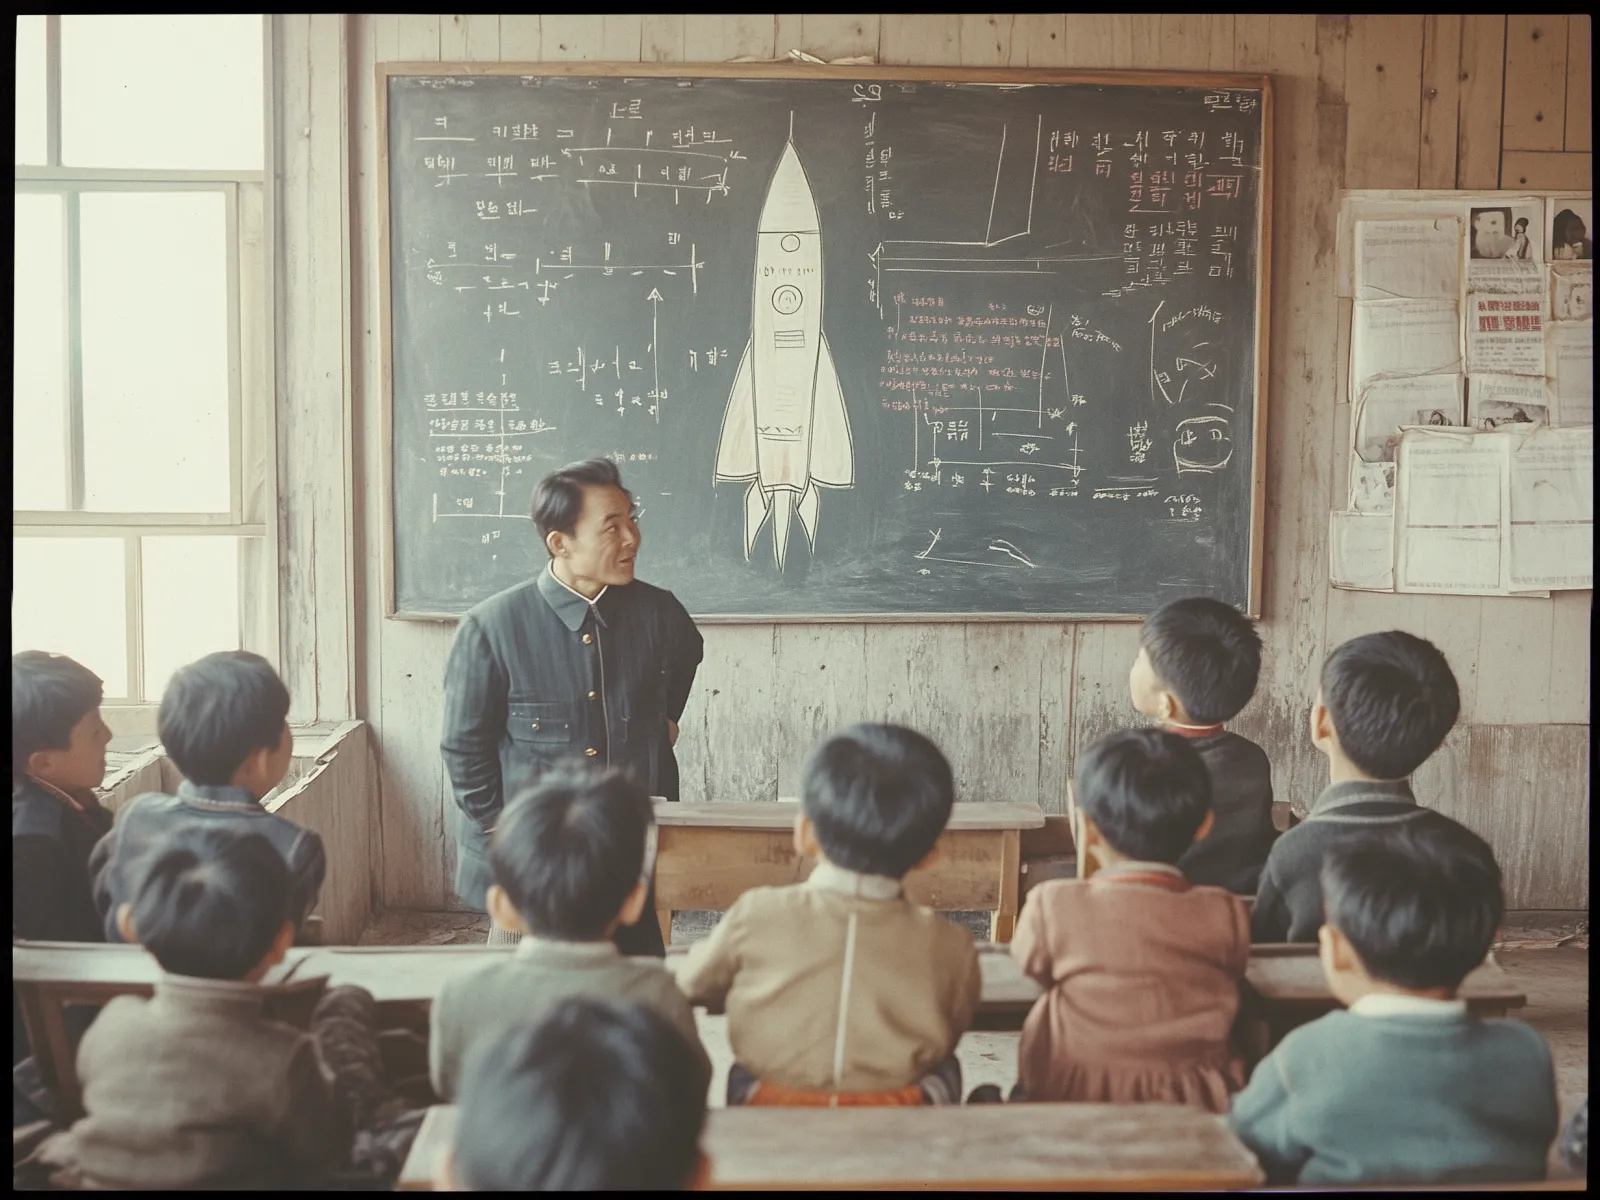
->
[[561, 483, 641, 586]]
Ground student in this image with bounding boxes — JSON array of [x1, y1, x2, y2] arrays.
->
[[1563, 1099, 1588, 1173], [90, 650, 325, 943], [1230, 823, 1559, 1184], [428, 764, 705, 1102], [1253, 630, 1462, 943], [438, 996, 712, 1191], [676, 723, 980, 1106], [13, 652, 114, 1126], [13, 651, 114, 944], [29, 828, 350, 1189], [1127, 596, 1277, 893], [1008, 728, 1247, 1111]]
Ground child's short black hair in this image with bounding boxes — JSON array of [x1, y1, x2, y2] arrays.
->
[[128, 826, 292, 980], [1140, 596, 1262, 724], [157, 651, 291, 786], [1074, 727, 1213, 863], [1321, 815, 1502, 991], [1320, 631, 1459, 779], [452, 996, 709, 1191], [12, 651, 103, 779], [800, 723, 955, 879], [490, 763, 654, 941]]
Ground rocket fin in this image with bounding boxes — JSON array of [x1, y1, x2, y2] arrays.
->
[[771, 490, 794, 571], [742, 482, 770, 561], [714, 341, 758, 482], [809, 332, 855, 487], [795, 482, 820, 552]]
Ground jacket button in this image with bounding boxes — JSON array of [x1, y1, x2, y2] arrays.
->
[[585, 747, 598, 757], [582, 633, 593, 644], [531, 721, 540, 730], [587, 690, 597, 700]]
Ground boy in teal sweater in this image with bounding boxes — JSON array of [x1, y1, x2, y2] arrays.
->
[[1230, 819, 1558, 1185]]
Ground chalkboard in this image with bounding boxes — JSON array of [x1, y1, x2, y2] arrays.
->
[[379, 65, 1272, 620]]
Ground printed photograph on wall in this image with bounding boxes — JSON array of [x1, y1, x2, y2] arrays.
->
[[1469, 204, 1541, 261], [1548, 198, 1593, 262]]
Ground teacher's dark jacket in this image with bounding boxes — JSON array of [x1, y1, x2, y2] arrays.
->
[[440, 566, 704, 911]]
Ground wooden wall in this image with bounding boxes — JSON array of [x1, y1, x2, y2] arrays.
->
[[274, 15, 1591, 913]]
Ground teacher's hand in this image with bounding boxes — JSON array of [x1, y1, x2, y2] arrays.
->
[[667, 719, 679, 747]]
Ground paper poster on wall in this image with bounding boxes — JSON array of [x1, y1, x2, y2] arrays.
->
[[1507, 427, 1593, 591], [1466, 296, 1544, 376], [1547, 197, 1593, 262], [1350, 300, 1461, 399], [1550, 265, 1594, 323], [1549, 325, 1595, 427], [1394, 430, 1508, 595], [1354, 218, 1460, 301], [1349, 460, 1396, 513], [1467, 374, 1551, 431], [1353, 374, 1464, 462], [1329, 510, 1395, 591]]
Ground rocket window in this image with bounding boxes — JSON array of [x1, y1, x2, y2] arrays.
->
[[771, 284, 803, 315]]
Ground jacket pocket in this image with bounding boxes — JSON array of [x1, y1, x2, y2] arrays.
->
[[507, 701, 576, 748]]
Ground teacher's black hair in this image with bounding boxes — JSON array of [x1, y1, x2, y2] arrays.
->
[[531, 458, 634, 549]]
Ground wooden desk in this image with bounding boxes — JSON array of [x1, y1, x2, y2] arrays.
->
[[398, 1102, 1263, 1191], [653, 800, 1045, 945], [1239, 951, 1526, 1065]]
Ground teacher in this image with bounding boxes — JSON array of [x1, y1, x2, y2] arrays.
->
[[441, 458, 704, 956]]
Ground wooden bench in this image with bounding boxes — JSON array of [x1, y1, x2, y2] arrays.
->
[[396, 1101, 1264, 1191], [654, 799, 1045, 944]]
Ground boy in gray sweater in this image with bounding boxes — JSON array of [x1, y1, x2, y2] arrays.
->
[[1230, 820, 1558, 1185], [428, 764, 707, 1101]]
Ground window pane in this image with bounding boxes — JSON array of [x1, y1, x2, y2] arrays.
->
[[140, 536, 241, 699], [12, 538, 129, 699], [14, 192, 69, 510], [80, 191, 231, 513], [15, 15, 48, 165], [60, 15, 264, 171]]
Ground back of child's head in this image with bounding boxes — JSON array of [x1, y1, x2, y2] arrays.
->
[[1320, 815, 1502, 991], [490, 763, 654, 940], [1074, 727, 1213, 863], [800, 723, 955, 879], [127, 825, 292, 980], [1139, 596, 1262, 724], [157, 650, 291, 786], [12, 650, 103, 779], [1320, 631, 1459, 779], [451, 995, 709, 1191]]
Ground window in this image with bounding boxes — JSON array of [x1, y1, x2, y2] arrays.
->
[[13, 16, 274, 720]]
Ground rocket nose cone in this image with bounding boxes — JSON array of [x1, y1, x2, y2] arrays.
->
[[758, 141, 820, 234]]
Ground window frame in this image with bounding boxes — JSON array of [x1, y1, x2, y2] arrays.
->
[[12, 15, 278, 721]]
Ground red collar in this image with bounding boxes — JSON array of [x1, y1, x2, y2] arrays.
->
[[1163, 721, 1224, 739], [26, 773, 99, 815]]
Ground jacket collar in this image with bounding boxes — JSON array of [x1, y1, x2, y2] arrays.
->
[[513, 935, 623, 963], [176, 779, 263, 810], [806, 861, 904, 900], [1310, 778, 1416, 818], [536, 564, 609, 633], [153, 972, 271, 1019], [1162, 720, 1225, 739], [1092, 860, 1191, 891], [18, 773, 103, 816], [1350, 993, 1468, 1020]]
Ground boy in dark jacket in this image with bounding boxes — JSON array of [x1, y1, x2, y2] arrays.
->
[[1252, 631, 1464, 943], [90, 651, 325, 943], [1128, 597, 1277, 894]]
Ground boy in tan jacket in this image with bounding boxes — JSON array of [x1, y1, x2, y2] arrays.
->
[[675, 723, 980, 1105]]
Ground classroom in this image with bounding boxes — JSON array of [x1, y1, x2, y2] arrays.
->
[[11, 13, 1590, 1192]]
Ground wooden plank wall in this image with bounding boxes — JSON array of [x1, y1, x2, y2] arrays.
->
[[294, 14, 1593, 913]]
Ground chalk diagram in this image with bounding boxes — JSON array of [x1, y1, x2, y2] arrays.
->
[[1149, 301, 1235, 475], [714, 117, 855, 571]]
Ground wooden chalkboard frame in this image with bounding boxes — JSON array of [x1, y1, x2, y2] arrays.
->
[[377, 62, 1273, 622]]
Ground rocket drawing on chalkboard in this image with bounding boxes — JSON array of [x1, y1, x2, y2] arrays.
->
[[714, 116, 854, 570]]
